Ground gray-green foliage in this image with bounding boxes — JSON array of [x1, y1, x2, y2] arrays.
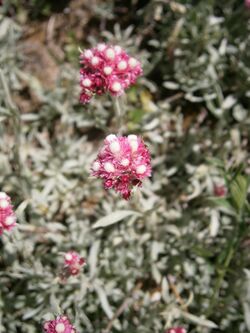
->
[[0, 1, 249, 333]]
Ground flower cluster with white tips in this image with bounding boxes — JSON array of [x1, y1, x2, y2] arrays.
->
[[0, 192, 16, 235], [91, 134, 151, 199], [43, 315, 76, 333], [63, 251, 86, 277], [166, 328, 187, 333], [245, 0, 250, 8], [79, 44, 143, 103]]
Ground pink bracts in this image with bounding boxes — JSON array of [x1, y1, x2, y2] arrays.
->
[[0, 192, 16, 235], [91, 134, 151, 199], [79, 44, 142, 103], [63, 251, 86, 277], [43, 315, 76, 333]]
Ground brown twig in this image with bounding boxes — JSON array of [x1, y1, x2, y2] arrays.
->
[[167, 275, 188, 311], [165, 92, 184, 104]]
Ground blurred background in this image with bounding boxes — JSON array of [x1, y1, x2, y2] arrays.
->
[[0, 1, 249, 332]]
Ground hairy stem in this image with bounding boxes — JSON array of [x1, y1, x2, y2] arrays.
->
[[112, 96, 124, 134]]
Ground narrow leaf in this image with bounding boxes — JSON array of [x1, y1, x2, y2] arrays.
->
[[230, 174, 249, 213], [181, 311, 218, 328], [92, 210, 141, 229]]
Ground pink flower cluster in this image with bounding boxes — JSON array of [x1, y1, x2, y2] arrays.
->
[[245, 0, 250, 8], [43, 315, 76, 333], [0, 192, 16, 235], [213, 184, 227, 197], [63, 251, 86, 277], [91, 134, 151, 199], [166, 328, 187, 333], [79, 44, 143, 103]]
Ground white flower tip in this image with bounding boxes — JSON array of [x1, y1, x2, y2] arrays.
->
[[82, 78, 92, 87], [114, 45, 122, 54], [128, 57, 137, 68], [91, 56, 99, 65], [5, 216, 15, 226], [129, 141, 138, 152], [117, 60, 127, 71], [0, 199, 9, 209], [110, 141, 120, 154], [136, 165, 146, 175], [111, 82, 122, 93], [181, 330, 186, 333], [55, 323, 65, 333], [104, 162, 115, 173], [84, 50, 93, 59], [128, 134, 138, 141], [128, 135, 138, 152], [103, 66, 112, 75], [105, 48, 115, 60], [97, 43, 106, 51], [92, 161, 101, 171], [121, 158, 130, 167], [65, 253, 73, 261], [106, 134, 117, 142], [0, 192, 7, 199]]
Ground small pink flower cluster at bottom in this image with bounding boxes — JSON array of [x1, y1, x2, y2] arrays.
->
[[91, 134, 151, 199], [0, 192, 16, 235], [63, 251, 86, 277], [43, 315, 76, 333], [166, 328, 187, 333]]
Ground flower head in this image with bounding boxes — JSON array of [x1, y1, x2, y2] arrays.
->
[[79, 44, 143, 103], [0, 192, 16, 235], [43, 315, 76, 333], [63, 251, 86, 277], [245, 0, 250, 8], [166, 328, 187, 333], [213, 184, 227, 197], [91, 134, 151, 199]]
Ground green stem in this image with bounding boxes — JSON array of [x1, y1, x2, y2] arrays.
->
[[206, 217, 241, 317]]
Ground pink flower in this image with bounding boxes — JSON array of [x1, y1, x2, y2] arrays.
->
[[213, 184, 227, 197], [166, 328, 187, 333], [0, 192, 16, 235], [79, 44, 143, 103], [245, 0, 250, 8], [63, 251, 86, 277], [91, 134, 151, 199], [43, 315, 76, 333]]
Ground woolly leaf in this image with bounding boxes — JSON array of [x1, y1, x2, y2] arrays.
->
[[92, 210, 141, 229], [181, 311, 218, 328], [229, 174, 249, 213], [208, 197, 234, 213]]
